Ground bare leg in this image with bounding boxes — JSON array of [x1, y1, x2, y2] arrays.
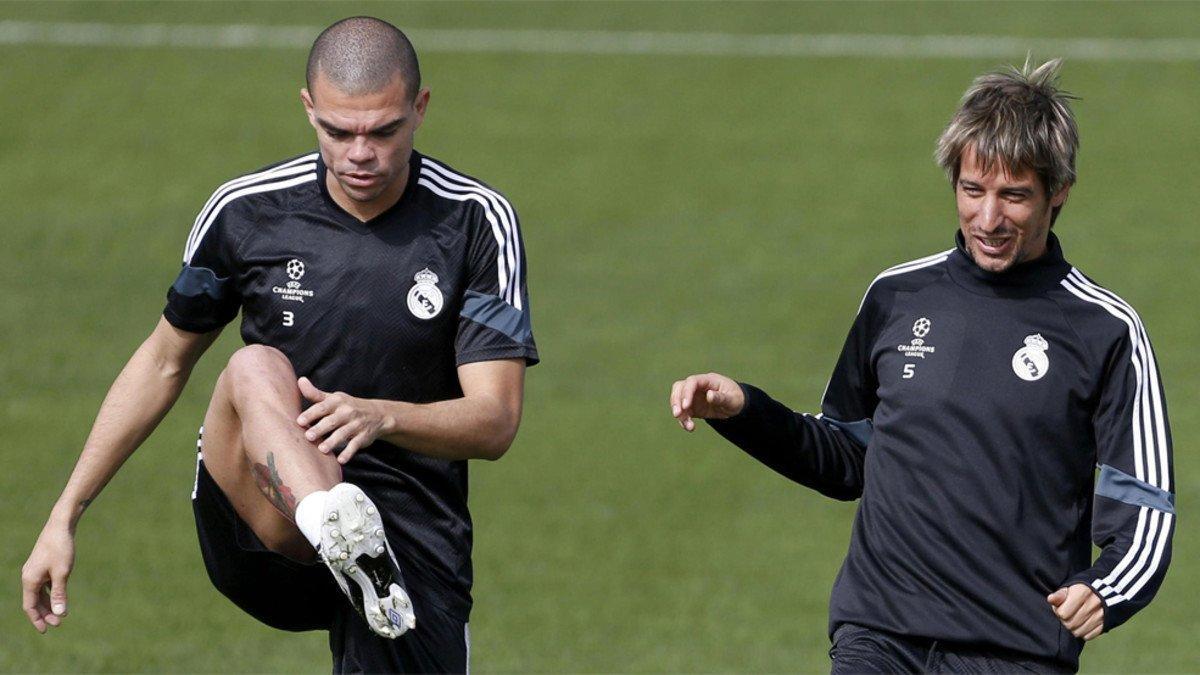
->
[[201, 345, 341, 562]]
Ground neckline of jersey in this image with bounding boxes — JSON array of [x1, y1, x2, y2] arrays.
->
[[314, 150, 422, 233], [947, 230, 1072, 298]]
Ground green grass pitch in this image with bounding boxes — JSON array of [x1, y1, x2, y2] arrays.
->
[[2, 1, 1197, 671]]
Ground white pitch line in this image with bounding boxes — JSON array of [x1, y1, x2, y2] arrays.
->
[[1, 21, 1198, 62]]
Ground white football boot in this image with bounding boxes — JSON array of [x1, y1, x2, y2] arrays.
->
[[318, 482, 416, 639]]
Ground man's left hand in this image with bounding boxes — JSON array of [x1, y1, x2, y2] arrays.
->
[[1047, 584, 1105, 640], [296, 377, 389, 464]]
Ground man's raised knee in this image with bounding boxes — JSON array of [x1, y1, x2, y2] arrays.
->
[[221, 345, 297, 397]]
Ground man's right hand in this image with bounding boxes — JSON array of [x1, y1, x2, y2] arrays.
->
[[17, 318, 216, 635], [21, 524, 76, 633], [669, 372, 746, 432]]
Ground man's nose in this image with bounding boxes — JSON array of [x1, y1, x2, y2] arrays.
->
[[977, 195, 1002, 231], [347, 136, 373, 163]]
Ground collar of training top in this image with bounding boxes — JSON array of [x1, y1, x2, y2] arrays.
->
[[314, 150, 422, 232], [948, 230, 1072, 298]]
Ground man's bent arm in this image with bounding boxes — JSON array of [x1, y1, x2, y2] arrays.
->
[[378, 359, 524, 461], [46, 317, 219, 529], [297, 358, 525, 464], [1061, 323, 1174, 632], [708, 384, 868, 501], [702, 275, 890, 501]]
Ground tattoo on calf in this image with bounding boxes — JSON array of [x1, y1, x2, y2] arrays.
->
[[252, 452, 298, 516]]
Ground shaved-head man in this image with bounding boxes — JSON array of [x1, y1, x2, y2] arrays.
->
[[22, 16, 537, 672]]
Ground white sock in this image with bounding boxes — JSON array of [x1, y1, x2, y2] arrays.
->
[[294, 490, 329, 549]]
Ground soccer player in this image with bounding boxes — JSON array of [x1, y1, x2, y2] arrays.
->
[[20, 17, 537, 672], [670, 60, 1173, 673]]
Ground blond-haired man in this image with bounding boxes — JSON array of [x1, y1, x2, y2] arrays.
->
[[671, 60, 1173, 672]]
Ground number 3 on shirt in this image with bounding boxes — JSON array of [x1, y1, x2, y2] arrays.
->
[[902, 363, 916, 379], [282, 311, 295, 327]]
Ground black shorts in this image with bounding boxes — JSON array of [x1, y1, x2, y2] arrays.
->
[[192, 452, 469, 673], [828, 623, 1072, 674]]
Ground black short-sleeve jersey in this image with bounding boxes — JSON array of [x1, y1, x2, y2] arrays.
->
[[165, 150, 538, 619]]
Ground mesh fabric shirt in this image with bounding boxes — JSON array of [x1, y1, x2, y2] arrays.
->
[[166, 149, 538, 620]]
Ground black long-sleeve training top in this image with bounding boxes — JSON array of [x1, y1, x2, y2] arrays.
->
[[710, 232, 1174, 670]]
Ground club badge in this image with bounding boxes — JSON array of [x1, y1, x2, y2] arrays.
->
[[1012, 333, 1050, 381], [407, 268, 443, 320]]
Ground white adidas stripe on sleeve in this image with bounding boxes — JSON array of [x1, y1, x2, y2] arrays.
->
[[416, 163, 524, 310], [183, 154, 318, 262], [184, 169, 317, 264], [1060, 269, 1171, 607]]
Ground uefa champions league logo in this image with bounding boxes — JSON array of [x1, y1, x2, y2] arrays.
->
[[897, 317, 936, 359], [272, 258, 315, 303]]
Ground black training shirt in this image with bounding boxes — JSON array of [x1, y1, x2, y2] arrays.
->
[[711, 233, 1174, 670], [167, 150, 538, 619]]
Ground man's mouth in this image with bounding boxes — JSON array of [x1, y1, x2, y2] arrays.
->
[[342, 172, 379, 188], [974, 234, 1015, 258]]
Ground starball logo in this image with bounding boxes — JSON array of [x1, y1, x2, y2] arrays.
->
[[286, 259, 305, 280]]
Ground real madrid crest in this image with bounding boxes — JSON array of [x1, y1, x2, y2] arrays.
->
[[407, 268, 443, 320], [1012, 333, 1050, 381]]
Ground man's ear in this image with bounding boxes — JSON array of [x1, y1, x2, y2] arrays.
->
[[412, 88, 430, 131], [1050, 182, 1071, 208], [300, 88, 317, 128]]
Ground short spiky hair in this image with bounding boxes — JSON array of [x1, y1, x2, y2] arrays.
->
[[306, 16, 421, 100], [936, 58, 1079, 202]]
